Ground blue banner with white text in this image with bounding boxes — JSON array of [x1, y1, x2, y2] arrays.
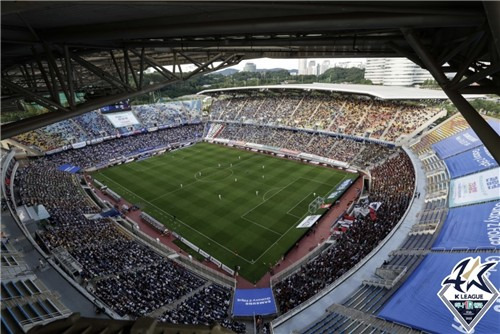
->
[[432, 201, 500, 250], [232, 288, 277, 316], [57, 163, 81, 174], [444, 145, 498, 179], [432, 119, 500, 159]]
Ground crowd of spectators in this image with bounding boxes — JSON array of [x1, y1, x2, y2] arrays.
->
[[159, 284, 246, 332], [15, 129, 57, 151], [13, 100, 202, 151], [95, 261, 205, 317], [73, 111, 116, 138], [14, 125, 244, 331], [45, 124, 203, 169], [383, 103, 438, 141], [215, 123, 396, 167], [273, 151, 414, 314], [289, 95, 322, 128], [209, 93, 440, 141], [43, 119, 88, 145], [134, 101, 201, 128], [9, 92, 424, 323], [355, 100, 396, 138], [310, 97, 344, 129]]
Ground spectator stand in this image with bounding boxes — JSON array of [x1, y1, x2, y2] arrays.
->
[[209, 121, 396, 170], [206, 90, 443, 145], [94, 186, 238, 289], [1, 164, 75, 333], [5, 168, 125, 322], [9, 124, 244, 332], [271, 147, 420, 333], [107, 218, 240, 329], [9, 101, 201, 153]]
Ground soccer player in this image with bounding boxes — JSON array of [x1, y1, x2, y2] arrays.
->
[[219, 194, 222, 200], [235, 178, 237, 182], [180, 184, 183, 188], [256, 190, 259, 196]]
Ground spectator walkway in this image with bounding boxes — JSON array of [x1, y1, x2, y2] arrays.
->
[[147, 281, 212, 318], [1, 212, 106, 320]]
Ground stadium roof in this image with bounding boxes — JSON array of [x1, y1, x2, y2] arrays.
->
[[1, 1, 498, 162], [199, 83, 481, 100]]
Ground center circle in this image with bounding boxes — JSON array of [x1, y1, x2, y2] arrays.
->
[[194, 167, 234, 182]]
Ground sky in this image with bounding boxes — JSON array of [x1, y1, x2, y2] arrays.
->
[[227, 57, 367, 71]]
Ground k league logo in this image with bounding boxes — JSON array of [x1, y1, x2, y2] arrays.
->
[[438, 257, 499, 333]]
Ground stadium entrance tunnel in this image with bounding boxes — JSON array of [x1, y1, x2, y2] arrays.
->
[[194, 167, 234, 182]]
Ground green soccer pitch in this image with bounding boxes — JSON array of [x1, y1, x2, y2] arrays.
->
[[93, 142, 357, 282]]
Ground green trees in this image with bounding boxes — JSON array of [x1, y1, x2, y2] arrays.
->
[[136, 66, 371, 101], [317, 67, 370, 84]]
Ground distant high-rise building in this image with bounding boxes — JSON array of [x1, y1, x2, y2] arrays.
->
[[307, 61, 316, 75], [243, 62, 257, 72], [298, 59, 308, 75], [333, 60, 364, 69], [364, 58, 432, 86], [320, 60, 330, 74]]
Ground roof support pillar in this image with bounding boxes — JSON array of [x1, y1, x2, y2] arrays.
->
[[402, 28, 500, 164]]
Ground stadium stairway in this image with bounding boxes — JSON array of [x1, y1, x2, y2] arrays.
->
[[379, 108, 402, 141], [325, 100, 346, 130], [1, 297, 71, 333], [146, 281, 212, 318]]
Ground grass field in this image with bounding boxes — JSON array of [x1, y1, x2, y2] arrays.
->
[[93, 142, 356, 282]]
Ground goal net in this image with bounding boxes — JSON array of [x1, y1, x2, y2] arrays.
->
[[308, 196, 325, 214]]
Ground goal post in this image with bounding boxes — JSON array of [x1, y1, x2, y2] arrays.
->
[[308, 196, 325, 214]]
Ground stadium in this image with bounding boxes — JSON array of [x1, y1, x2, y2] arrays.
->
[[1, 2, 499, 334]]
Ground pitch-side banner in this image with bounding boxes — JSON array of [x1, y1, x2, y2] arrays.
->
[[432, 201, 500, 250], [296, 215, 321, 228], [449, 167, 500, 208], [445, 145, 498, 179], [232, 288, 277, 316], [432, 119, 500, 159]]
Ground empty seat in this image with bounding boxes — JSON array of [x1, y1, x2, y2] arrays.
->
[[24, 279, 41, 294], [31, 301, 49, 317], [1, 309, 24, 334], [14, 281, 31, 296]]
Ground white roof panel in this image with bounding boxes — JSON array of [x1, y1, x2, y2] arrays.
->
[[198, 83, 484, 100]]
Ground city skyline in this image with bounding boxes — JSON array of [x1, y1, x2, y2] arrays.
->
[[228, 57, 367, 71]]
